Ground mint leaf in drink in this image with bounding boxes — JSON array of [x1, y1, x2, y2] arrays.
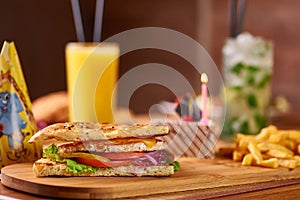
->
[[264, 43, 271, 51], [231, 86, 243, 91], [246, 76, 255, 85], [258, 74, 271, 88], [230, 62, 245, 75], [247, 65, 260, 73], [240, 121, 249, 134], [247, 94, 258, 108]]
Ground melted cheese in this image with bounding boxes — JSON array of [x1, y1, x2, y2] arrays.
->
[[127, 138, 157, 148], [109, 138, 157, 148], [58, 152, 109, 162]]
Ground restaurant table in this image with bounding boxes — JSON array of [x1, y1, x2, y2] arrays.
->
[[1, 113, 300, 200], [2, 158, 300, 200], [1, 179, 300, 200]]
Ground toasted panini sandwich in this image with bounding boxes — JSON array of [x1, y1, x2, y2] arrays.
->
[[29, 122, 179, 177]]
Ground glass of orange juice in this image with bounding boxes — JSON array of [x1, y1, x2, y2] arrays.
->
[[65, 42, 119, 122]]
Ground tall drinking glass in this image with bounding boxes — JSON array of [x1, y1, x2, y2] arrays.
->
[[222, 33, 273, 140], [65, 42, 119, 122]]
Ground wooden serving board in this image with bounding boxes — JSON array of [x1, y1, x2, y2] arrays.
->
[[1, 158, 300, 199]]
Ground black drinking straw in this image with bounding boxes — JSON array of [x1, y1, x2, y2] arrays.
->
[[236, 0, 247, 36], [229, 0, 237, 38], [71, 0, 86, 42], [71, 0, 105, 42], [93, 0, 105, 42], [229, 0, 247, 37]]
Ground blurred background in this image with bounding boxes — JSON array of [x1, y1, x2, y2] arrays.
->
[[0, 0, 299, 117]]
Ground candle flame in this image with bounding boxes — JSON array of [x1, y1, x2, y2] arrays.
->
[[201, 73, 208, 83]]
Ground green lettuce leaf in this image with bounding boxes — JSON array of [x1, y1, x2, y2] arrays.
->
[[64, 158, 98, 174], [43, 144, 98, 174], [172, 161, 181, 171]]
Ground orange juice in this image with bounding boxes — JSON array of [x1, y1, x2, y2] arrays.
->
[[65, 43, 119, 122]]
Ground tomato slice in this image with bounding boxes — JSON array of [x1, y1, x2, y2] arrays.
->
[[97, 152, 145, 160], [76, 157, 132, 167]]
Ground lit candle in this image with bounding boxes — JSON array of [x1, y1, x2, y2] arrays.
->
[[200, 73, 209, 125]]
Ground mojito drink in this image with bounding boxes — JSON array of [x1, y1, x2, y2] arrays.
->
[[222, 33, 273, 139]]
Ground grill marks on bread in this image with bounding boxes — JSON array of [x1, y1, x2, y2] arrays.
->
[[57, 138, 165, 153], [29, 122, 169, 143]]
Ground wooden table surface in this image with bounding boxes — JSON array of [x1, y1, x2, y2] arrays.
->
[[1, 113, 300, 199], [1, 174, 300, 200]]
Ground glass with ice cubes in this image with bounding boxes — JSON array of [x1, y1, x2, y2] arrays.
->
[[222, 33, 273, 140]]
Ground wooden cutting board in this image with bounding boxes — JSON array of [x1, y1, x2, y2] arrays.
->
[[1, 158, 300, 199]]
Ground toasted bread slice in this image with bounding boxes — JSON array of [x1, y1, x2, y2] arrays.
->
[[57, 140, 165, 153], [33, 158, 174, 177], [29, 122, 169, 143]]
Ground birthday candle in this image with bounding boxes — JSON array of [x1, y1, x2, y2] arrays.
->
[[200, 73, 208, 125]]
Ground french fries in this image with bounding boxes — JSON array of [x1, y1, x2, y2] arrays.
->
[[242, 154, 253, 166], [231, 125, 300, 169], [260, 158, 279, 168], [248, 142, 263, 164]]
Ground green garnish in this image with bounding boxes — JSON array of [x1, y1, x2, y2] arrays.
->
[[246, 76, 255, 85], [247, 65, 260, 73], [240, 121, 249, 134], [230, 62, 245, 75], [247, 94, 258, 108], [43, 144, 98, 174], [231, 86, 243, 91], [64, 159, 98, 174], [172, 161, 181, 171], [258, 74, 271, 88], [44, 144, 58, 154]]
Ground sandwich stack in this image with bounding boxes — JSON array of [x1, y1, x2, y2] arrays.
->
[[29, 122, 177, 177]]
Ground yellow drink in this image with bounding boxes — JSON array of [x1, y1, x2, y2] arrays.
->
[[65, 43, 119, 122]]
